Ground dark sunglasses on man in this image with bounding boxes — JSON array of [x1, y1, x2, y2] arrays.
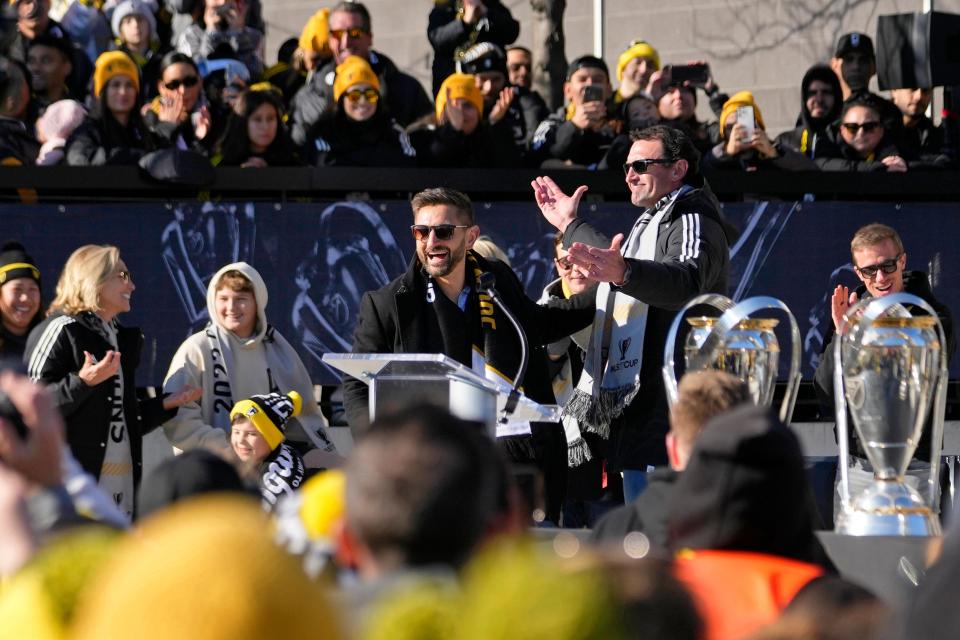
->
[[164, 75, 200, 91], [623, 158, 675, 176], [410, 224, 471, 241], [841, 121, 882, 134], [855, 254, 901, 279]]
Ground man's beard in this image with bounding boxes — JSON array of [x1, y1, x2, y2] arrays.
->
[[419, 239, 466, 278]]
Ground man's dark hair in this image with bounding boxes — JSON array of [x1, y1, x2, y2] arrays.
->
[[630, 124, 700, 177], [411, 187, 475, 225], [331, 1, 371, 33], [345, 404, 500, 569], [0, 56, 28, 119], [506, 45, 532, 57]]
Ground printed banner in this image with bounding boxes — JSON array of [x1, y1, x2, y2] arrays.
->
[[7, 199, 959, 385]]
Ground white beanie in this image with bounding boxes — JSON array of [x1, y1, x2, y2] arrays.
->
[[110, 0, 158, 40]]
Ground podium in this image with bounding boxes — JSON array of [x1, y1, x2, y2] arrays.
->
[[322, 353, 562, 436]]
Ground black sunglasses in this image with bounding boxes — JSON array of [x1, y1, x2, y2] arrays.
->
[[855, 254, 901, 279], [623, 158, 675, 175], [841, 121, 881, 134], [410, 224, 471, 241], [164, 75, 199, 91], [330, 27, 368, 40]]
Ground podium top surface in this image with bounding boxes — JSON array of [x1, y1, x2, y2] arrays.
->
[[322, 353, 497, 390]]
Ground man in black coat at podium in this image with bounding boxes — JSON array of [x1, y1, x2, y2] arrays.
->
[[343, 187, 594, 524]]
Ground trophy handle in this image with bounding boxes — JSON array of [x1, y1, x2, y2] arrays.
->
[[693, 296, 803, 423], [834, 293, 949, 511], [661, 294, 734, 409]]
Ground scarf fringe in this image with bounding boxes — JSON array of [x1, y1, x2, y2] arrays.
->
[[567, 436, 592, 467], [564, 383, 641, 440]]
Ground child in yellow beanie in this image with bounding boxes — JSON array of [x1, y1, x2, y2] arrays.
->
[[230, 391, 306, 510]]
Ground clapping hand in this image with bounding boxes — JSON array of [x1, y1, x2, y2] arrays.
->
[[531, 176, 586, 233], [162, 385, 203, 411], [79, 350, 121, 387], [488, 86, 515, 125], [566, 234, 628, 284]]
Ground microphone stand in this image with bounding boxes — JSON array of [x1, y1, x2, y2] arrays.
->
[[478, 272, 528, 423]]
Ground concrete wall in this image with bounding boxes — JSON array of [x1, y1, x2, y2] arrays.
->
[[262, 0, 960, 136]]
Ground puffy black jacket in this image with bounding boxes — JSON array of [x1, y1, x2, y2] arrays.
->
[[24, 311, 175, 490]]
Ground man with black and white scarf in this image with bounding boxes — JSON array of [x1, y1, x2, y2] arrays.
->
[[532, 124, 738, 503]]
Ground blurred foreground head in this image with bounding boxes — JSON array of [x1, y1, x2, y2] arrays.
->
[[71, 496, 343, 640]]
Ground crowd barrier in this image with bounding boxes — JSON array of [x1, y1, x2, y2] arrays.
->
[[4, 167, 960, 388]]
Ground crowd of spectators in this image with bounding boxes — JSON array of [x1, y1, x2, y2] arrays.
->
[[0, 0, 952, 174]]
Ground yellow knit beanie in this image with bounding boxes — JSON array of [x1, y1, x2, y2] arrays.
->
[[333, 55, 380, 103], [93, 51, 140, 97], [616, 40, 661, 81], [435, 73, 483, 122], [719, 90, 766, 138]]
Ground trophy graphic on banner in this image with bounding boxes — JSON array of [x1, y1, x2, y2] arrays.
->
[[662, 294, 802, 424], [833, 293, 948, 536]]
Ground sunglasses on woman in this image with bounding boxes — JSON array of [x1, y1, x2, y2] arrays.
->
[[164, 76, 200, 91], [410, 224, 470, 241], [344, 88, 379, 104], [841, 121, 881, 134]]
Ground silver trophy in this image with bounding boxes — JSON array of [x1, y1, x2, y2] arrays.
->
[[662, 294, 802, 423], [833, 294, 948, 536]]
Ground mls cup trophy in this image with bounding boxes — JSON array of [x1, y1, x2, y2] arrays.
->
[[663, 294, 802, 424], [833, 294, 948, 536]]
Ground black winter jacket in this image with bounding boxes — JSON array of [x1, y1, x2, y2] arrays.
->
[[24, 311, 175, 490], [775, 64, 843, 159], [65, 114, 156, 166], [343, 253, 595, 433], [562, 180, 737, 471], [427, 0, 519, 95], [0, 117, 40, 165], [305, 109, 416, 167]]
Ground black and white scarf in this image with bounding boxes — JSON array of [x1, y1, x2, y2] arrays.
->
[[565, 186, 692, 438]]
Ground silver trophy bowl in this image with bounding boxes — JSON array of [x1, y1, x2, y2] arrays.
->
[[834, 295, 947, 536], [663, 295, 801, 424]]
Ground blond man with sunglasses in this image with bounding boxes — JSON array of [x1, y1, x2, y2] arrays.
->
[[813, 223, 955, 519]]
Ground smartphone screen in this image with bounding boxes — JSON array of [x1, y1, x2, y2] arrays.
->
[[736, 105, 755, 138]]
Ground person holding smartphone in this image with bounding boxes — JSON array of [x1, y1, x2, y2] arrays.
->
[[530, 55, 622, 168], [701, 91, 815, 175], [175, 0, 264, 80]]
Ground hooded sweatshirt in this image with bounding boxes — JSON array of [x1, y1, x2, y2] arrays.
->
[[162, 262, 337, 457], [775, 64, 843, 158]]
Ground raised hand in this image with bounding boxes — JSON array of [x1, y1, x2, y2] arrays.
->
[[531, 175, 586, 233], [162, 385, 203, 411], [79, 350, 121, 387], [194, 104, 212, 140], [158, 92, 184, 124], [566, 234, 627, 284], [488, 86, 515, 125], [831, 285, 858, 334], [444, 87, 465, 130]]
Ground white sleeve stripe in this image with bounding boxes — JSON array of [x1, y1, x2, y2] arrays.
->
[[680, 214, 701, 262], [680, 215, 687, 262], [28, 316, 75, 380]]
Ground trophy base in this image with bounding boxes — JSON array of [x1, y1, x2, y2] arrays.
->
[[836, 480, 941, 537]]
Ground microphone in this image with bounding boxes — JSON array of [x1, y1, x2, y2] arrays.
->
[[478, 272, 528, 422]]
